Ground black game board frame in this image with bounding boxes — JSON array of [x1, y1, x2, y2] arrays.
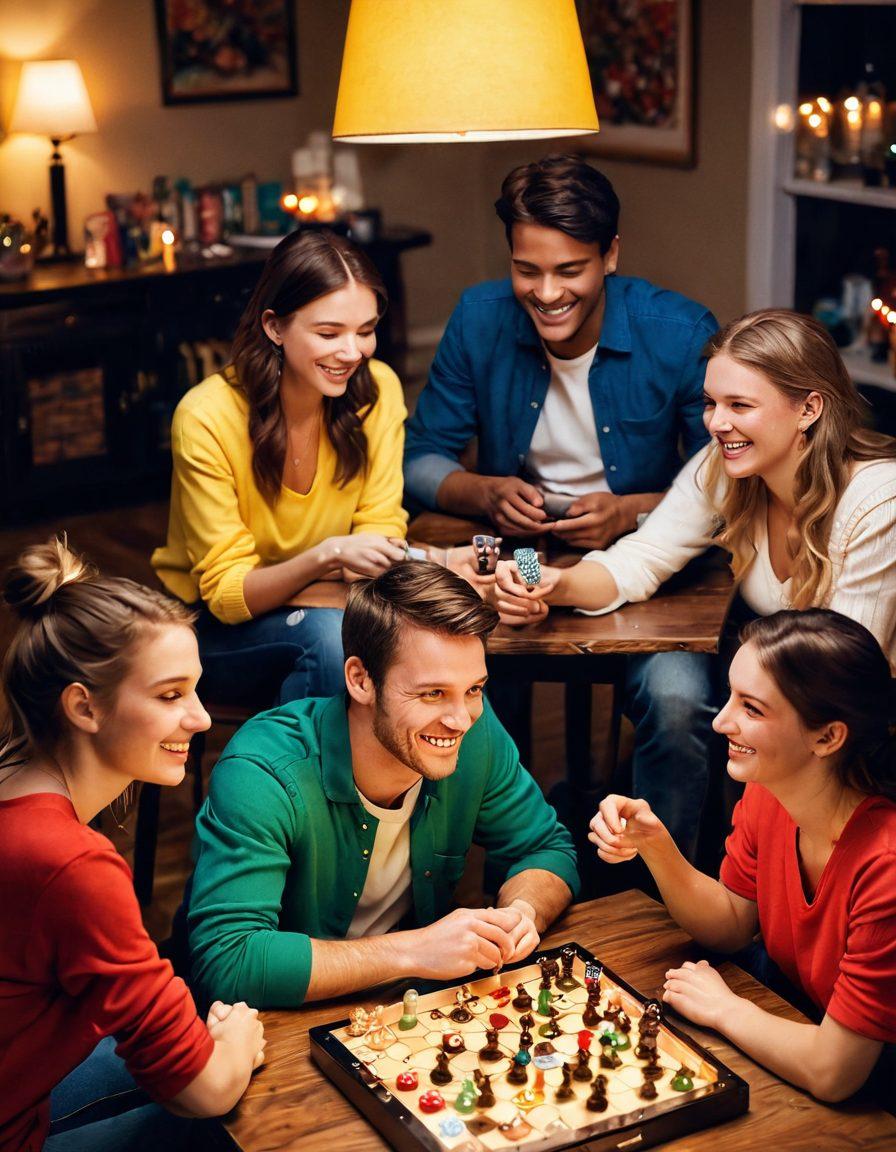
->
[[309, 942, 749, 1152]]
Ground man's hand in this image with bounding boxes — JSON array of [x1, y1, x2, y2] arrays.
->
[[662, 960, 741, 1031], [481, 477, 552, 537], [550, 492, 638, 550], [409, 907, 521, 979], [493, 559, 559, 626], [501, 900, 541, 963], [587, 794, 671, 864]]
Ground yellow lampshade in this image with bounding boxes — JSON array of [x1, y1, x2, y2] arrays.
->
[[10, 60, 97, 139], [333, 0, 599, 143]]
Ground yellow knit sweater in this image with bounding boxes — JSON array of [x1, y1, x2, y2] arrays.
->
[[152, 360, 408, 623]]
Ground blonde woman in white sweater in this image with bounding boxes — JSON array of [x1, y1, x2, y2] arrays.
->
[[495, 310, 896, 668]]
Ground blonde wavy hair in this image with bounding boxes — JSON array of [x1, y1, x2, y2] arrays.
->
[[701, 309, 896, 608]]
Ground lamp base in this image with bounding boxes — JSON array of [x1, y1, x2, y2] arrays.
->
[[50, 139, 70, 258]]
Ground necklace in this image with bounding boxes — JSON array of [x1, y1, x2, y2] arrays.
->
[[287, 411, 322, 468]]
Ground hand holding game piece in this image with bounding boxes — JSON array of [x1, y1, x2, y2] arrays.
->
[[493, 558, 558, 626], [502, 899, 541, 962], [588, 794, 669, 864], [410, 906, 517, 978], [512, 547, 542, 589], [662, 959, 740, 1030], [472, 534, 502, 575]]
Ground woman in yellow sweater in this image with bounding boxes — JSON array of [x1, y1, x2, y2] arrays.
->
[[152, 230, 408, 703]]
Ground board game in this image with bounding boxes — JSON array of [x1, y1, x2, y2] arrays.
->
[[310, 943, 749, 1152]]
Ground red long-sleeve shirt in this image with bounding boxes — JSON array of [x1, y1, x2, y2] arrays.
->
[[721, 783, 896, 1042], [0, 794, 213, 1151]]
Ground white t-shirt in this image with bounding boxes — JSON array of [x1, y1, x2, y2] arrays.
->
[[524, 344, 608, 498], [346, 780, 422, 939]]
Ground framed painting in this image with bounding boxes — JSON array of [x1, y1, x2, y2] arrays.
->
[[154, 0, 298, 106], [576, 0, 696, 167]]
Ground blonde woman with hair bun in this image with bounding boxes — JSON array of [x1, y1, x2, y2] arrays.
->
[[494, 309, 896, 669], [0, 538, 265, 1152]]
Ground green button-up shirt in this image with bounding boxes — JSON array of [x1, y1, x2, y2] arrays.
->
[[187, 695, 579, 1008]]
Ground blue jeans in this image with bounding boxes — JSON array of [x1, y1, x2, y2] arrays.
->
[[196, 605, 346, 706], [45, 1038, 193, 1151], [624, 650, 717, 861]]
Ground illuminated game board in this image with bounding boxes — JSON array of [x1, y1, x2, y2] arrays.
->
[[310, 943, 749, 1152]]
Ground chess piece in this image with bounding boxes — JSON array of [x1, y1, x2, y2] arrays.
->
[[474, 1069, 496, 1109], [518, 1011, 534, 1034], [346, 1006, 369, 1036], [555, 1061, 575, 1101], [586, 1074, 609, 1112], [556, 944, 580, 991], [635, 1032, 658, 1061], [478, 1027, 503, 1062], [538, 1005, 562, 1039], [643, 1049, 664, 1081], [519, 1024, 534, 1051], [454, 1078, 478, 1114], [507, 1051, 529, 1084], [512, 983, 533, 1012], [639, 1077, 658, 1101], [617, 1009, 632, 1035], [582, 983, 602, 1027], [671, 1066, 695, 1092], [430, 1051, 453, 1085], [398, 989, 418, 1031], [600, 1046, 622, 1070], [472, 533, 500, 575], [366, 1005, 391, 1051], [572, 1047, 593, 1082], [536, 987, 553, 1017], [537, 955, 559, 987]]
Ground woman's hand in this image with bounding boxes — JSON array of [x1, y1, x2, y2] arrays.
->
[[493, 559, 559, 627], [662, 960, 742, 1031], [206, 1000, 267, 1070], [318, 534, 408, 579], [587, 794, 670, 863]]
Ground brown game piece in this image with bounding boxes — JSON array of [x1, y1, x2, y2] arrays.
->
[[519, 1024, 533, 1051], [442, 1028, 465, 1054], [572, 1047, 593, 1082], [430, 1051, 452, 1085], [556, 944, 579, 991], [478, 1027, 503, 1062], [518, 1011, 534, 1033], [512, 983, 533, 1011], [507, 1055, 529, 1085], [640, 1077, 659, 1101], [617, 1009, 632, 1034], [449, 986, 473, 1023], [555, 1061, 575, 1100], [643, 1049, 664, 1081], [600, 1047, 622, 1070], [533, 1040, 555, 1057], [467, 1116, 497, 1135], [498, 1112, 533, 1141], [473, 1069, 496, 1109], [586, 1074, 609, 1112], [635, 1032, 658, 1061], [582, 983, 602, 1027], [537, 955, 559, 989]]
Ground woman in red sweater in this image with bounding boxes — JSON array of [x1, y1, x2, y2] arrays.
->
[[0, 539, 265, 1151], [589, 608, 896, 1103]]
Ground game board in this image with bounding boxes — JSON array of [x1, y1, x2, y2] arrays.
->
[[310, 943, 749, 1152]]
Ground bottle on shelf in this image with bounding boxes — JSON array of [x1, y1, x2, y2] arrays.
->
[[860, 62, 886, 187]]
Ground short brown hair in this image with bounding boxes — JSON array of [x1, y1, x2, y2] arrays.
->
[[342, 561, 499, 686]]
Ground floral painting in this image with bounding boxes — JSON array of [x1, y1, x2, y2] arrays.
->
[[155, 0, 298, 105]]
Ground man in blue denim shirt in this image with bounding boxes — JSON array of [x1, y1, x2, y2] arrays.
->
[[404, 156, 719, 859]]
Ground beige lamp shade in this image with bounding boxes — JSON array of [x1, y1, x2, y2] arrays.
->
[[10, 60, 97, 138], [333, 0, 599, 143]]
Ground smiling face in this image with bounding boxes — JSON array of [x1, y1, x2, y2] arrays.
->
[[713, 641, 823, 788], [703, 354, 820, 486], [264, 279, 379, 398], [91, 624, 211, 788], [366, 626, 488, 786], [510, 223, 618, 358]]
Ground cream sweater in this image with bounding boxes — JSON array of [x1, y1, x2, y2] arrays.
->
[[582, 444, 896, 669]]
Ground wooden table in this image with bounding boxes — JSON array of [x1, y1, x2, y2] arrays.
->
[[221, 890, 896, 1151]]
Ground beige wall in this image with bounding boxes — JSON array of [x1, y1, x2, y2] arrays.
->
[[1, 0, 750, 333]]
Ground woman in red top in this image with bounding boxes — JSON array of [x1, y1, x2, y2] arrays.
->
[[589, 608, 896, 1102], [0, 539, 265, 1151]]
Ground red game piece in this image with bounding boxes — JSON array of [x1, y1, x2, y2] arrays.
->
[[395, 1071, 418, 1091], [489, 1013, 510, 1029], [419, 1089, 445, 1113], [490, 986, 511, 1001], [578, 1029, 594, 1051]]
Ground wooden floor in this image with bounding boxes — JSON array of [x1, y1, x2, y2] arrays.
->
[[0, 503, 629, 943]]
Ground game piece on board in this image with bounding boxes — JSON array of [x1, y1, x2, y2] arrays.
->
[[478, 1026, 503, 1062], [586, 1074, 609, 1112], [536, 987, 553, 1017], [538, 1005, 562, 1038], [555, 1061, 576, 1101], [617, 1009, 632, 1034], [582, 982, 602, 1026], [556, 945, 580, 990], [398, 989, 418, 1031], [419, 1089, 445, 1113], [511, 983, 533, 1011], [430, 1052, 453, 1085], [643, 1049, 664, 1081], [533, 1040, 555, 1056], [513, 547, 542, 588], [442, 1028, 466, 1054], [537, 955, 559, 987], [395, 1070, 418, 1091], [507, 1052, 529, 1084], [518, 1011, 534, 1033], [512, 1081, 545, 1110], [642, 999, 662, 1027], [366, 1023, 391, 1051], [577, 1029, 594, 1051], [489, 1011, 509, 1030], [472, 534, 500, 575], [454, 1078, 478, 1114], [490, 985, 511, 1004], [449, 985, 474, 1023], [672, 1066, 696, 1092], [438, 1116, 465, 1139], [639, 1078, 659, 1101], [498, 1112, 533, 1141], [519, 1024, 534, 1051], [635, 1032, 658, 1061], [346, 1006, 369, 1036], [600, 1046, 623, 1070], [473, 1069, 496, 1109], [572, 1048, 593, 1082], [467, 1116, 497, 1136]]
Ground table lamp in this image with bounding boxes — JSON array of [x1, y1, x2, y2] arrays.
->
[[9, 60, 98, 258], [333, 0, 599, 143]]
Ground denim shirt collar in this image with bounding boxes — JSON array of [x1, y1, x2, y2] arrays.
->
[[319, 693, 438, 807], [513, 274, 632, 355]]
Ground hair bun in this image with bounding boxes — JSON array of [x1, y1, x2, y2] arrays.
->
[[2, 536, 93, 620]]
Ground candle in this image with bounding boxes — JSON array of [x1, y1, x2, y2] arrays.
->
[[161, 228, 176, 272]]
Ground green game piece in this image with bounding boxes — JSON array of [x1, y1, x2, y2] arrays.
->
[[598, 1030, 623, 1049], [454, 1078, 478, 1113], [398, 988, 418, 1031], [536, 988, 552, 1016], [671, 1067, 695, 1092]]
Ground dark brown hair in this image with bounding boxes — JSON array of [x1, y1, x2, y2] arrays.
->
[[741, 609, 895, 800], [342, 561, 499, 687], [228, 229, 388, 501], [494, 154, 620, 253], [1, 537, 195, 768]]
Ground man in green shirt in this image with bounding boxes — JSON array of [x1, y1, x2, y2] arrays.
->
[[187, 562, 579, 1008]]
